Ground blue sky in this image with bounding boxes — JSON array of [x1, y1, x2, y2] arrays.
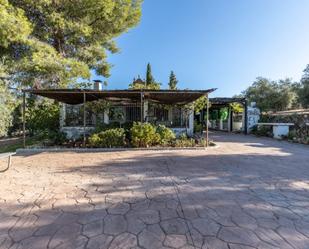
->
[[93, 0, 309, 97]]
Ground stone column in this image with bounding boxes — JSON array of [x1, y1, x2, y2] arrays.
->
[[143, 100, 148, 122], [104, 109, 109, 124], [188, 109, 194, 136], [59, 103, 66, 128]]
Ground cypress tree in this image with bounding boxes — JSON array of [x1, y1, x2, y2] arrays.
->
[[169, 71, 178, 90], [146, 63, 155, 85]]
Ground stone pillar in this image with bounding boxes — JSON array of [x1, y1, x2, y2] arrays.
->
[[104, 109, 109, 124], [59, 103, 66, 128], [219, 119, 223, 130], [188, 109, 194, 136], [143, 100, 148, 122]]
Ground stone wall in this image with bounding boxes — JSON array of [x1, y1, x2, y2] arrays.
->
[[260, 110, 309, 144]]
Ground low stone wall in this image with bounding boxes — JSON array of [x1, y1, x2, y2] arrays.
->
[[60, 126, 95, 140], [260, 111, 309, 144]]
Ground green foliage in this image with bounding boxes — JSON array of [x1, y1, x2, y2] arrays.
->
[[93, 122, 120, 133], [251, 125, 272, 137], [243, 77, 297, 112], [287, 130, 297, 140], [298, 65, 309, 108], [0, 0, 32, 48], [194, 96, 208, 113], [45, 131, 67, 145], [89, 128, 125, 148], [146, 63, 155, 86], [156, 124, 176, 145], [26, 98, 60, 135], [168, 71, 178, 90], [173, 134, 207, 147], [174, 134, 195, 147], [210, 110, 218, 120], [1, 0, 142, 87], [219, 108, 228, 121], [0, 81, 18, 137], [230, 102, 243, 113], [129, 63, 161, 90], [130, 122, 160, 147], [194, 121, 202, 133]]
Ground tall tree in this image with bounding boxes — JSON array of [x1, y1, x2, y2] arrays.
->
[[130, 64, 160, 89], [243, 77, 297, 112], [168, 71, 178, 90], [146, 63, 155, 85], [298, 65, 309, 108], [0, 0, 142, 88]]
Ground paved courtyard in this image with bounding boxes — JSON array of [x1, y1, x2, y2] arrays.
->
[[1, 132, 309, 249]]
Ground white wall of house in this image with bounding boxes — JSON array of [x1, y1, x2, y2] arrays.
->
[[60, 102, 194, 139]]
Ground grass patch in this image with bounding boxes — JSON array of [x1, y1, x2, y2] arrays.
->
[[0, 137, 41, 153]]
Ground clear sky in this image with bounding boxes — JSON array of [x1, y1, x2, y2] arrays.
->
[[92, 0, 309, 97]]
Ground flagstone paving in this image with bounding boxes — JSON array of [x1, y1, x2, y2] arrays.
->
[[0, 132, 309, 249]]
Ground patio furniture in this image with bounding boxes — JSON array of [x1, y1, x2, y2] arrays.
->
[[257, 123, 294, 139]]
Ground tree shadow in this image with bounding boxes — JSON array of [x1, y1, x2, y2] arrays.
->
[[1, 133, 309, 248]]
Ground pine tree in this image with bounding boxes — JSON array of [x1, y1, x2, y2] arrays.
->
[[146, 63, 155, 85], [169, 71, 178, 90]]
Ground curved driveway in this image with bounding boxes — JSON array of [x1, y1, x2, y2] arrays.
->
[[1, 132, 309, 249]]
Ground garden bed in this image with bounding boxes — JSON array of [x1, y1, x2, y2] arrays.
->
[[16, 122, 216, 152]]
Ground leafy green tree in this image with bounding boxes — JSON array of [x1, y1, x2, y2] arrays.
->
[[26, 98, 60, 135], [1, 0, 142, 88], [168, 71, 178, 90], [298, 65, 309, 108], [0, 81, 16, 137], [243, 77, 297, 112]]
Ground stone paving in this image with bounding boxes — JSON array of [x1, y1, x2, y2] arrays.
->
[[0, 132, 309, 249]]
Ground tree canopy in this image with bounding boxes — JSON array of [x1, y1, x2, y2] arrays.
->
[[242, 77, 298, 112], [168, 71, 178, 90], [298, 65, 309, 108], [0, 0, 142, 88]]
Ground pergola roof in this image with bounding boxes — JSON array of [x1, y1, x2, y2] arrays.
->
[[23, 88, 217, 105], [209, 97, 246, 106]]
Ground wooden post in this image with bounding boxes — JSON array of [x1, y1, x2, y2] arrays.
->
[[140, 91, 143, 123], [206, 95, 209, 147], [244, 100, 248, 135], [22, 91, 26, 148], [83, 92, 86, 147]]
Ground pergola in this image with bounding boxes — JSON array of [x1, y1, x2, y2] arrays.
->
[[22, 88, 216, 147], [209, 97, 248, 134]]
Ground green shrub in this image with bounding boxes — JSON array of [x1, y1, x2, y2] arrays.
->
[[287, 130, 297, 140], [194, 121, 202, 133], [156, 125, 176, 145], [174, 134, 195, 147], [48, 131, 67, 145], [94, 122, 120, 133], [89, 128, 125, 148], [26, 99, 60, 135], [130, 122, 160, 147], [251, 125, 272, 137]]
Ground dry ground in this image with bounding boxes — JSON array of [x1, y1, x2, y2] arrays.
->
[[0, 132, 309, 249]]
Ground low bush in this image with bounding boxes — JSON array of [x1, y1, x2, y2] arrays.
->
[[130, 122, 160, 147], [89, 128, 125, 148], [173, 134, 195, 147], [251, 125, 272, 137], [48, 131, 67, 145], [172, 134, 208, 147], [156, 124, 176, 145], [194, 121, 202, 133]]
